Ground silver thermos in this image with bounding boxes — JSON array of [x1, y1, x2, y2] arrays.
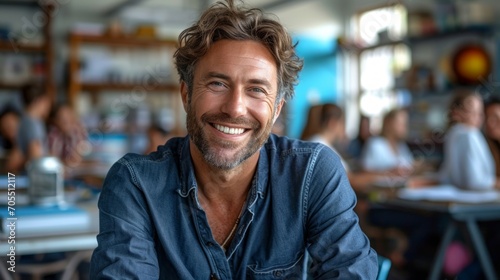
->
[[26, 157, 64, 206]]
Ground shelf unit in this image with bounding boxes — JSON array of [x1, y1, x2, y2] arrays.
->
[[0, 2, 55, 101], [67, 34, 179, 108]]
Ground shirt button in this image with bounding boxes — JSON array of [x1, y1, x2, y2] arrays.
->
[[273, 270, 282, 277]]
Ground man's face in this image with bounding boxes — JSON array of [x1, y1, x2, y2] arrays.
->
[[182, 40, 282, 170], [485, 104, 500, 140]]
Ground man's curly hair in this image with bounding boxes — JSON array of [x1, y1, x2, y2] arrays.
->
[[174, 0, 303, 104]]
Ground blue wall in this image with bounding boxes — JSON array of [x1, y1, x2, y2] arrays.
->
[[287, 35, 338, 139]]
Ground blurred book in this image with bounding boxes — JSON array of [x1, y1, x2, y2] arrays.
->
[[0, 204, 91, 238]]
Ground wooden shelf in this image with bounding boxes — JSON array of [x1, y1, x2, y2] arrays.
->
[[358, 25, 494, 53], [407, 25, 494, 44], [80, 82, 178, 92], [69, 34, 177, 48], [0, 82, 30, 89], [358, 40, 405, 52], [0, 40, 45, 52]]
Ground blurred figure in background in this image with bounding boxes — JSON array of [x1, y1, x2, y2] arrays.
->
[[307, 104, 347, 168], [300, 104, 323, 141], [303, 103, 380, 190], [455, 93, 500, 280], [361, 108, 415, 177], [484, 96, 500, 178], [439, 90, 499, 190], [0, 105, 24, 172], [17, 83, 52, 164], [271, 114, 286, 136], [144, 123, 173, 154], [47, 103, 88, 168], [347, 115, 371, 160]]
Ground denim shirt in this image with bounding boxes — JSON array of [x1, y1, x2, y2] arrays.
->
[[90, 135, 378, 279]]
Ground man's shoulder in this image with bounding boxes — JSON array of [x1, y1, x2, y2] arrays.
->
[[265, 134, 322, 151], [264, 134, 331, 160]]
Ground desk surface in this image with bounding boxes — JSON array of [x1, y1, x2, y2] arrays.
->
[[0, 199, 99, 255]]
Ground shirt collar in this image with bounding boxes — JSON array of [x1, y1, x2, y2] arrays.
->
[[177, 136, 270, 204]]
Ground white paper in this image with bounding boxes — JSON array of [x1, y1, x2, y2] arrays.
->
[[398, 185, 500, 203]]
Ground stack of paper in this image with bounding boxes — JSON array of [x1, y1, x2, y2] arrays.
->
[[0, 204, 91, 238], [398, 185, 500, 203]]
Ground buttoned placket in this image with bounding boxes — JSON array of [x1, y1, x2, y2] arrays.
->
[[190, 190, 234, 280]]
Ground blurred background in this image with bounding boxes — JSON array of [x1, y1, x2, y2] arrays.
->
[[1, 0, 500, 279], [0, 0, 498, 160]]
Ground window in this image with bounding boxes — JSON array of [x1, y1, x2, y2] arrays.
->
[[346, 4, 411, 134]]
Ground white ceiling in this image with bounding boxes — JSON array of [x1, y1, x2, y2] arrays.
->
[[60, 0, 345, 35]]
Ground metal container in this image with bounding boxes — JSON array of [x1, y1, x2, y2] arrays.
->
[[26, 157, 64, 206]]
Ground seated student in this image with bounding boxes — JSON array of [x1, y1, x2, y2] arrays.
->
[[347, 115, 371, 161], [361, 108, 415, 176], [439, 90, 500, 190], [17, 83, 52, 163], [484, 96, 500, 178], [0, 105, 24, 173], [47, 103, 88, 168], [303, 103, 381, 190], [454, 94, 500, 280]]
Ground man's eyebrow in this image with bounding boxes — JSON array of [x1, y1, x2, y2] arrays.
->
[[204, 72, 230, 81]]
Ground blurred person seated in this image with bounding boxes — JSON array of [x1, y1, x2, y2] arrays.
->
[[17, 83, 52, 164], [47, 103, 88, 168], [361, 108, 416, 177], [299, 104, 323, 140], [347, 115, 372, 160], [271, 114, 286, 136], [303, 104, 381, 191], [440, 91, 500, 279], [144, 123, 173, 154], [484, 96, 500, 178], [438, 90, 500, 190], [0, 105, 24, 173]]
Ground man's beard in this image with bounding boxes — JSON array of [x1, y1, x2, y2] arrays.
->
[[186, 106, 274, 170]]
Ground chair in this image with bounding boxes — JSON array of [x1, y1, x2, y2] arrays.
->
[[377, 255, 392, 280]]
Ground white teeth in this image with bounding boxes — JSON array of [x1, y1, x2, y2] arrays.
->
[[214, 124, 245, 135]]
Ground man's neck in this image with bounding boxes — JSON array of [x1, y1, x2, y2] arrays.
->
[[190, 144, 258, 204]]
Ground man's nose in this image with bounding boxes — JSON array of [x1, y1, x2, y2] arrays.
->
[[221, 87, 247, 117]]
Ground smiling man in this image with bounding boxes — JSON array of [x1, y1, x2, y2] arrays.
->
[[90, 1, 377, 279]]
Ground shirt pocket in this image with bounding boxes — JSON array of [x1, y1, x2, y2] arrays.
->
[[246, 253, 305, 280]]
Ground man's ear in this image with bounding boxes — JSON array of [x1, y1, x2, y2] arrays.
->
[[180, 81, 189, 112], [273, 99, 284, 124]]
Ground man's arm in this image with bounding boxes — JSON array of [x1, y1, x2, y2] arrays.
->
[[305, 147, 378, 279], [90, 158, 160, 279]]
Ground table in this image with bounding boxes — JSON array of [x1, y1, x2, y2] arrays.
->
[[374, 195, 500, 280], [0, 200, 99, 280]]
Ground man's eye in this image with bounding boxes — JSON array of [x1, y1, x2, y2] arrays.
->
[[210, 81, 225, 87], [249, 87, 266, 94]]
